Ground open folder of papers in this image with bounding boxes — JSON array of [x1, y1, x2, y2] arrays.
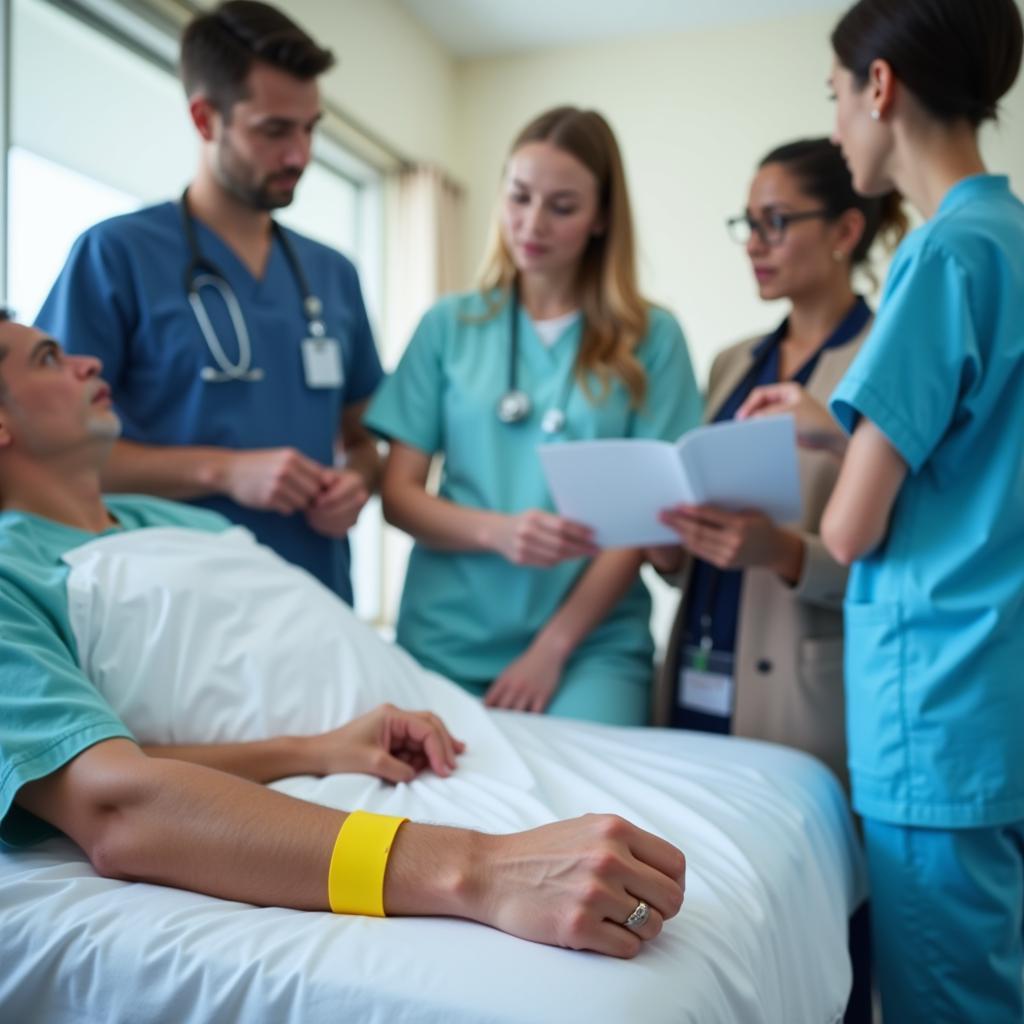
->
[[538, 415, 803, 548]]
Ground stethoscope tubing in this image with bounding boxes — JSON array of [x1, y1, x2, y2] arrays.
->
[[179, 188, 325, 382], [497, 284, 575, 434]]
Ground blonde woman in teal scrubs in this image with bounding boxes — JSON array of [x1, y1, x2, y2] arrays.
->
[[366, 107, 700, 725]]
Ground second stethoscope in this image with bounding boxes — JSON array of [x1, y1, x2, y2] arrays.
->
[[180, 188, 327, 383], [495, 288, 576, 435]]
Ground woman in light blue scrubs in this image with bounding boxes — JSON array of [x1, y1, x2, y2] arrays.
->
[[741, 1, 1024, 1020], [366, 107, 700, 725]]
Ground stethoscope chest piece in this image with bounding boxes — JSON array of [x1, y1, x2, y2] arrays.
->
[[497, 389, 532, 424], [540, 408, 567, 435]]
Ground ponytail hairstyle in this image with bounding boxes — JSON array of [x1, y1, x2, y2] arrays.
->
[[831, 0, 1023, 127], [759, 137, 908, 286], [477, 106, 649, 408]]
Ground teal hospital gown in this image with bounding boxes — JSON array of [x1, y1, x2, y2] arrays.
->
[[0, 496, 227, 848]]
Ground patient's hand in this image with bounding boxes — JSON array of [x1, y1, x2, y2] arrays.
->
[[303, 704, 465, 782], [463, 814, 686, 958]]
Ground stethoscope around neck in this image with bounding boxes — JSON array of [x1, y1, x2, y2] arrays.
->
[[180, 187, 326, 383], [495, 286, 574, 435]]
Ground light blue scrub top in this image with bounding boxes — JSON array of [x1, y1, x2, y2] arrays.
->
[[0, 496, 228, 849], [35, 203, 383, 604], [830, 175, 1024, 828], [366, 292, 701, 685]]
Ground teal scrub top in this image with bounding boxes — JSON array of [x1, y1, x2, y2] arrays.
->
[[830, 175, 1024, 828], [366, 292, 701, 685], [0, 496, 228, 848]]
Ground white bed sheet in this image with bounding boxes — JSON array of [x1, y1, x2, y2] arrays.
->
[[0, 528, 865, 1023]]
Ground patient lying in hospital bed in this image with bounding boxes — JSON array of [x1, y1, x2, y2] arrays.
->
[[2, 522, 864, 1024]]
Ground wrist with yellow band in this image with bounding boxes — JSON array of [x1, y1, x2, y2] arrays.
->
[[328, 810, 408, 916]]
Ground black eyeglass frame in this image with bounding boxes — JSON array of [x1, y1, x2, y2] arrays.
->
[[726, 208, 832, 246]]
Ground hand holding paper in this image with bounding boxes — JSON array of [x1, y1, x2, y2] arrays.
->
[[539, 415, 802, 548]]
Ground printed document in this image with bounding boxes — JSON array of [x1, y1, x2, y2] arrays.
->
[[538, 415, 802, 547]]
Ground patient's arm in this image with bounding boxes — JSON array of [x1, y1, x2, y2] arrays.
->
[[141, 704, 463, 784], [17, 739, 685, 958]]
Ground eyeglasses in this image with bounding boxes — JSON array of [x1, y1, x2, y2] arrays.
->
[[726, 209, 831, 246]]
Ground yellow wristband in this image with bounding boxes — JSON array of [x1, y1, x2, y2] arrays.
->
[[327, 811, 408, 916]]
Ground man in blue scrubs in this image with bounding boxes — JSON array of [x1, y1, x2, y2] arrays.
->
[[35, 1, 382, 604]]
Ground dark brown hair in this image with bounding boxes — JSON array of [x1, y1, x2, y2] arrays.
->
[[759, 137, 907, 266], [832, 0, 1023, 126], [180, 1, 334, 114]]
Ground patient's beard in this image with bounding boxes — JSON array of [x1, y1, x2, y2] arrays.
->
[[86, 410, 122, 442]]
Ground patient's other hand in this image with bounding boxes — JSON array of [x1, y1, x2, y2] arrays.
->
[[468, 814, 686, 958], [303, 704, 465, 782]]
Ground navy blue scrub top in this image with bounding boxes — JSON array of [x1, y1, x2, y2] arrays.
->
[[673, 296, 871, 733]]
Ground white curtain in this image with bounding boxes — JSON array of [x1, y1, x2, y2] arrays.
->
[[381, 164, 464, 368], [377, 165, 465, 626]]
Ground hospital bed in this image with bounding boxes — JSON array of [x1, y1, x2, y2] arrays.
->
[[0, 528, 864, 1024]]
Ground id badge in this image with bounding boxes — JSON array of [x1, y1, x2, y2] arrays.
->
[[677, 645, 735, 718], [301, 337, 344, 389]]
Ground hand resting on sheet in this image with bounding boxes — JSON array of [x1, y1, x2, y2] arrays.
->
[[143, 703, 465, 784]]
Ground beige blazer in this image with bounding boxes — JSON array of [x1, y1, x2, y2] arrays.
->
[[652, 320, 872, 787]]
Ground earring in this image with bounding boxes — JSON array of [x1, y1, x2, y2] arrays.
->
[[832, 250, 845, 262], [870, 109, 880, 121]]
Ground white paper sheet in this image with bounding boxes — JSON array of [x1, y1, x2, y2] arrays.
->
[[539, 415, 803, 547]]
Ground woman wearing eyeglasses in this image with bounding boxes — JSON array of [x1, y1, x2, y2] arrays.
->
[[649, 137, 904, 789]]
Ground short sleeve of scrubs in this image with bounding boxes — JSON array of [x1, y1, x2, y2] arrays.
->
[[630, 307, 702, 441], [35, 225, 138, 388], [830, 243, 978, 473], [0, 585, 132, 849], [364, 301, 448, 454]]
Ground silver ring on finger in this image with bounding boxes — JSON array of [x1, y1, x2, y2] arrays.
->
[[623, 900, 650, 930]]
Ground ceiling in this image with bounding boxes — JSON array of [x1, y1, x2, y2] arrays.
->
[[397, 0, 849, 58]]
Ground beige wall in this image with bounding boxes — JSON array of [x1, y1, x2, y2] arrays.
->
[[284, 0, 460, 169], [452, 9, 1024, 383]]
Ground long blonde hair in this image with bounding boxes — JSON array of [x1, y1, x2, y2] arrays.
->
[[476, 106, 649, 408]]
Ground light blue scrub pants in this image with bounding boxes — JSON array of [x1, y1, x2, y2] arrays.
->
[[863, 818, 1024, 1024], [460, 651, 652, 726]]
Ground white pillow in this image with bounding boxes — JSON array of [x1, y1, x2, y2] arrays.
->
[[62, 527, 527, 782]]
